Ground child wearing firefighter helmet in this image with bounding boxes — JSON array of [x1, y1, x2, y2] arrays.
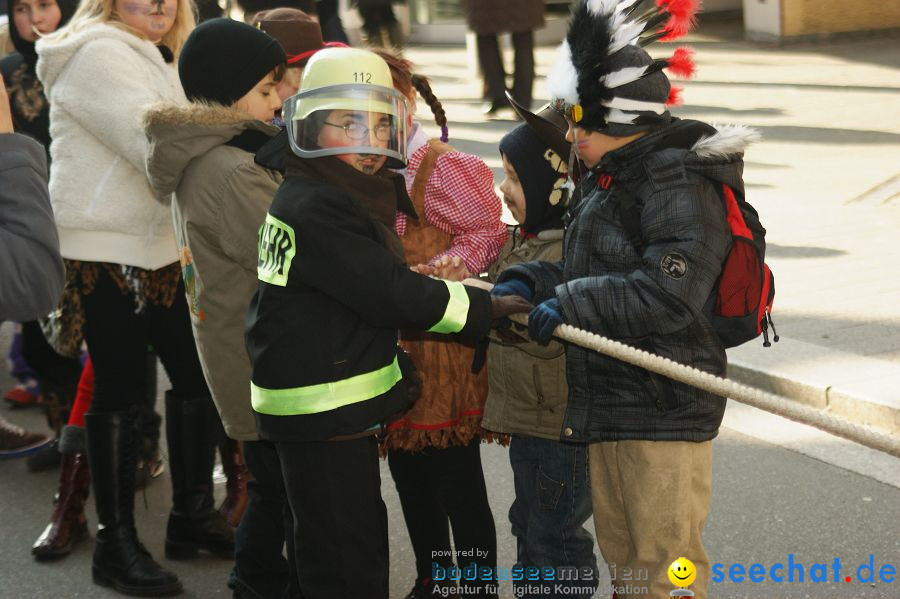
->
[[246, 46, 532, 598]]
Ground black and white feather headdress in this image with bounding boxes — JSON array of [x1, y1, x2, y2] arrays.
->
[[547, 0, 699, 134]]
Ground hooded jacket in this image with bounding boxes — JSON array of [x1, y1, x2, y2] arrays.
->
[[36, 23, 185, 270], [0, 0, 76, 150], [144, 102, 282, 441], [499, 119, 758, 443], [246, 151, 494, 443]]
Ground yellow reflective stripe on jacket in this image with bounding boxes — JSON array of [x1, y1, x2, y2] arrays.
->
[[257, 213, 297, 287], [250, 356, 401, 416], [427, 280, 469, 334]]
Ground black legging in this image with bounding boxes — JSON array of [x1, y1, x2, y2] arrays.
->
[[358, 4, 397, 39], [476, 30, 535, 109], [318, 0, 350, 44], [80, 264, 209, 413], [388, 437, 497, 596], [21, 320, 83, 387]]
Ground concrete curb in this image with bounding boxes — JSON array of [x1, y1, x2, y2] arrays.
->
[[726, 336, 900, 437]]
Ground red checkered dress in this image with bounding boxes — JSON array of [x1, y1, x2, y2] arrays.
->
[[394, 131, 508, 274]]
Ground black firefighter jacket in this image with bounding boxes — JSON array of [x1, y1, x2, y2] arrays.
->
[[246, 169, 493, 442], [499, 119, 758, 443]]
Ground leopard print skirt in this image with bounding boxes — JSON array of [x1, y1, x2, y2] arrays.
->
[[41, 261, 181, 357]]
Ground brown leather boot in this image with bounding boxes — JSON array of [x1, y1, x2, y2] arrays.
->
[[217, 438, 249, 528], [32, 452, 91, 559]]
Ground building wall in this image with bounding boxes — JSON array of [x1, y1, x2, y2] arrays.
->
[[703, 0, 742, 12], [743, 0, 781, 39], [745, 0, 900, 39], [781, 0, 900, 36]]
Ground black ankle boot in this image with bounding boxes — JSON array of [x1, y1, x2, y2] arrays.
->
[[85, 411, 182, 596], [164, 392, 234, 560]]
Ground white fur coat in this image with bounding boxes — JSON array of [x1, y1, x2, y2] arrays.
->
[[36, 24, 186, 270]]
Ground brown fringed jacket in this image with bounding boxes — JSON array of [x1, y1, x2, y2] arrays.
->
[[382, 134, 507, 451]]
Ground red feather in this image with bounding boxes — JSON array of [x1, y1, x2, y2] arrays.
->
[[666, 86, 683, 106], [665, 0, 699, 20], [666, 46, 696, 78], [659, 0, 699, 41]]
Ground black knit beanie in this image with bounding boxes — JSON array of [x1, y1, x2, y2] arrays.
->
[[499, 123, 569, 235], [178, 18, 286, 106]]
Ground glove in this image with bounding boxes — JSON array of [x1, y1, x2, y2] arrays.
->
[[471, 338, 489, 373], [397, 349, 422, 407], [490, 294, 534, 324], [529, 298, 564, 345], [491, 277, 534, 302]]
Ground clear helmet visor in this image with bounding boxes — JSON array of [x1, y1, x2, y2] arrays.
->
[[283, 83, 409, 168]]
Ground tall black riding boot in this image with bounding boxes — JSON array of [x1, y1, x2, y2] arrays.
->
[[85, 411, 182, 596], [164, 392, 235, 560]]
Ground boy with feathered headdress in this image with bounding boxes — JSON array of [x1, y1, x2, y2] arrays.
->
[[491, 1, 760, 596]]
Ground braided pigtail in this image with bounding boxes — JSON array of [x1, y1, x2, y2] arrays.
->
[[411, 74, 448, 143]]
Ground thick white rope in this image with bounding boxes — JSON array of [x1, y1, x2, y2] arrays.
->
[[508, 314, 900, 458]]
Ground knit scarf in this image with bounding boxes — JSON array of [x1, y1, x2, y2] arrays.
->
[[284, 154, 416, 263]]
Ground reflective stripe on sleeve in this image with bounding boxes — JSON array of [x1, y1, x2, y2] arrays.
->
[[251, 356, 402, 416], [427, 280, 470, 334]]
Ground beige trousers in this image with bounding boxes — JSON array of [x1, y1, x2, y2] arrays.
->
[[589, 440, 713, 599]]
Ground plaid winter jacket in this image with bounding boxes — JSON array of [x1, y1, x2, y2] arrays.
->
[[499, 119, 758, 442]]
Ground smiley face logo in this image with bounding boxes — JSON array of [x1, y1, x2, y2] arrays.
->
[[668, 557, 697, 588]]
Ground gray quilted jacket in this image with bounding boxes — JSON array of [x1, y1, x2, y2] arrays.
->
[[499, 119, 759, 443]]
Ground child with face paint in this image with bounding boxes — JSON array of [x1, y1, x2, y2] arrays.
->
[[35, 0, 235, 597], [372, 48, 508, 599], [143, 18, 299, 599], [496, 2, 741, 596], [246, 46, 531, 598]]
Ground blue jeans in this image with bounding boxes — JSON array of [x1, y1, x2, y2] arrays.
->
[[509, 435, 597, 598]]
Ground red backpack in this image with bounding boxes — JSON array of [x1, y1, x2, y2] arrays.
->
[[616, 178, 777, 349], [703, 183, 777, 348]]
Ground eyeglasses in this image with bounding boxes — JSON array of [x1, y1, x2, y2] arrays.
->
[[322, 120, 393, 142]]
